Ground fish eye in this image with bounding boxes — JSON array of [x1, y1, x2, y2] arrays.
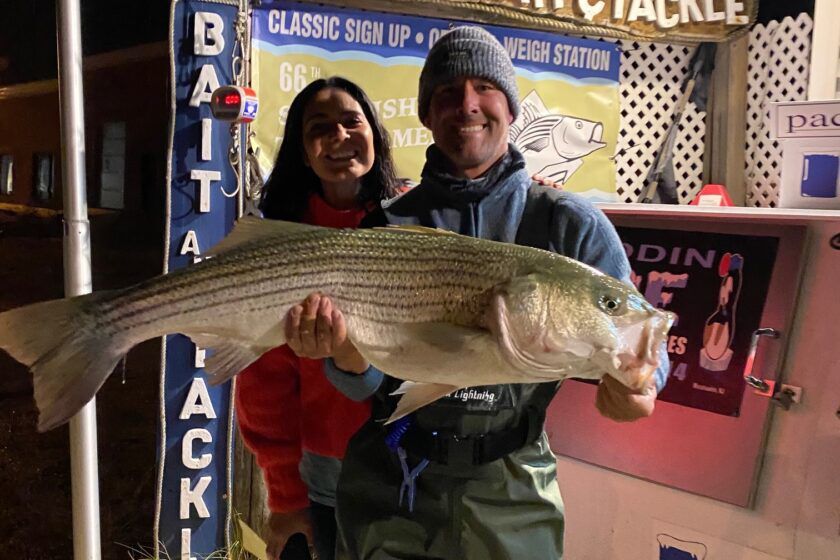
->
[[575, 121, 583, 129], [597, 293, 624, 315]]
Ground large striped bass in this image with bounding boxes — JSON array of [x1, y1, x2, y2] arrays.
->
[[0, 218, 674, 431]]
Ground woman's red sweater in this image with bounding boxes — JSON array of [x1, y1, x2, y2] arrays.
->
[[235, 194, 372, 513]]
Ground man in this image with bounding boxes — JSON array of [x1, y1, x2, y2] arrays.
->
[[288, 26, 668, 559]]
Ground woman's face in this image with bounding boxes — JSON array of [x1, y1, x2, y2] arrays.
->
[[301, 87, 375, 187]]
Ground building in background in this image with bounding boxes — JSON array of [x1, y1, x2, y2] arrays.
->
[[0, 3, 170, 557], [0, 44, 168, 241], [0, 0, 169, 242]]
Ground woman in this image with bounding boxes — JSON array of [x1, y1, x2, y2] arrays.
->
[[235, 77, 400, 560]]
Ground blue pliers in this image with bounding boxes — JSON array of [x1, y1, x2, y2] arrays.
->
[[397, 446, 429, 513]]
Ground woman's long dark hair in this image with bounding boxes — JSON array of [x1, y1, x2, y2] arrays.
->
[[259, 77, 400, 221]]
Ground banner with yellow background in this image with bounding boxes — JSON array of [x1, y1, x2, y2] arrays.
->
[[252, 0, 621, 201]]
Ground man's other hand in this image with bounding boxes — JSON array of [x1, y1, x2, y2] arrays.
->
[[531, 173, 563, 189], [596, 375, 656, 422]]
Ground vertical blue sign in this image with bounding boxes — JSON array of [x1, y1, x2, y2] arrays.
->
[[159, 1, 239, 558]]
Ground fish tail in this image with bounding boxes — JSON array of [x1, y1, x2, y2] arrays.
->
[[0, 292, 125, 431]]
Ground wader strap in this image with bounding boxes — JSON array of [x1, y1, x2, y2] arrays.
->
[[400, 405, 545, 467], [515, 182, 555, 251]]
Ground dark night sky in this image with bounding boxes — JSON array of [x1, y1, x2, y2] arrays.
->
[[757, 0, 815, 24], [0, 0, 169, 86], [0, 0, 817, 87]]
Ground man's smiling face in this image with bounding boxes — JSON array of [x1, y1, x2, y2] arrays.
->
[[423, 76, 514, 179]]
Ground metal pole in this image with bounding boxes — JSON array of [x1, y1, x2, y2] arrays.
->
[[56, 1, 102, 559]]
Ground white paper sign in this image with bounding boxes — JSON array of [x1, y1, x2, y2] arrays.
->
[[767, 101, 840, 209], [768, 100, 840, 140]]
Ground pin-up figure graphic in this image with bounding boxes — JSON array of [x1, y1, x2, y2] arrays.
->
[[700, 252, 743, 371], [657, 534, 707, 560]]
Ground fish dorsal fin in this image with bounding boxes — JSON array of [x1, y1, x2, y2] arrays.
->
[[374, 224, 459, 237], [510, 90, 551, 141], [207, 217, 322, 256], [516, 116, 562, 154]]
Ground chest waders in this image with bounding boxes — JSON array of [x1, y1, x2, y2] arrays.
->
[[335, 184, 568, 560]]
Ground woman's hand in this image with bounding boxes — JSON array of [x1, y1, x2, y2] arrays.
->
[[284, 293, 370, 373], [531, 173, 563, 190], [264, 508, 313, 560]]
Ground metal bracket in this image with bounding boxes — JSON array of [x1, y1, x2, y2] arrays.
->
[[772, 384, 803, 410]]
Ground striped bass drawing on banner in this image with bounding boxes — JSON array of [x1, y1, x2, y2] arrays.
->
[[510, 90, 608, 186], [0, 218, 674, 431]]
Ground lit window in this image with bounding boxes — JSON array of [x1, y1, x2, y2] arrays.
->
[[33, 153, 54, 201], [0, 155, 12, 195], [100, 122, 126, 209]]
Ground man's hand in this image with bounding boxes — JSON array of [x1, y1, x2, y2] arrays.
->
[[265, 508, 313, 560], [284, 292, 370, 373], [596, 375, 657, 422]]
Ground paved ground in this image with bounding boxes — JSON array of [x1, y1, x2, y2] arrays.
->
[[0, 213, 163, 559]]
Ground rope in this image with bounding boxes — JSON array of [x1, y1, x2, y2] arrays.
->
[[322, 0, 757, 45], [155, 1, 179, 555], [226, 375, 237, 553], [242, 1, 262, 217], [226, 0, 250, 551]]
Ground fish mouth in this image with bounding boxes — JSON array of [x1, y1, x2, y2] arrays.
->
[[589, 123, 603, 143], [556, 122, 607, 159], [562, 126, 605, 149], [609, 310, 675, 390]]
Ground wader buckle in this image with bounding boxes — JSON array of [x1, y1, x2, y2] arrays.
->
[[438, 432, 485, 467]]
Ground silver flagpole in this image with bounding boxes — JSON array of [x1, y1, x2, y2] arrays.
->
[[56, 0, 102, 558]]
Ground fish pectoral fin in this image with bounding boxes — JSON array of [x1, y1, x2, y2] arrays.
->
[[187, 333, 268, 385], [202, 342, 265, 385], [350, 322, 507, 390], [207, 216, 322, 256], [385, 382, 459, 424], [400, 321, 490, 353], [353, 321, 493, 370], [522, 137, 550, 153]]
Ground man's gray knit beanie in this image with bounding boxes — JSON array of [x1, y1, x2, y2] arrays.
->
[[418, 26, 520, 122]]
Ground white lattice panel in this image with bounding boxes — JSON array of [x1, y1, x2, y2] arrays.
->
[[615, 40, 707, 203], [745, 14, 813, 207]]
